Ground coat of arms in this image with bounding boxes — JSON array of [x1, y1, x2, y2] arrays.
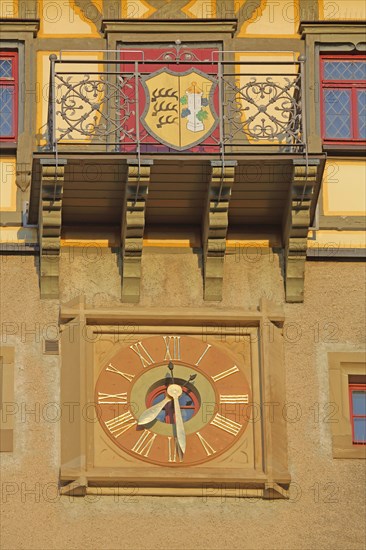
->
[[141, 68, 218, 150]]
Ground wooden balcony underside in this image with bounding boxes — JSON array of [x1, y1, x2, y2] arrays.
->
[[29, 155, 324, 228], [30, 153, 325, 303]]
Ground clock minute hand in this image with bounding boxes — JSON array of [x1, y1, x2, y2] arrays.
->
[[167, 384, 186, 454], [138, 396, 172, 425], [173, 396, 186, 455], [181, 373, 197, 389]]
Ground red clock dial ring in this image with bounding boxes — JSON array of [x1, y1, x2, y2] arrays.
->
[[95, 336, 251, 466]]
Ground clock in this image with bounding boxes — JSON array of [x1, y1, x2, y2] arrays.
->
[[60, 300, 290, 498], [94, 335, 251, 466]]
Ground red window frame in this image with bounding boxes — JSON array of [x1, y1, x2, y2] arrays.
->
[[320, 54, 366, 145], [349, 383, 366, 445], [0, 51, 18, 142]]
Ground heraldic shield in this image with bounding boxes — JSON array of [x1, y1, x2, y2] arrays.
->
[[141, 68, 218, 151]]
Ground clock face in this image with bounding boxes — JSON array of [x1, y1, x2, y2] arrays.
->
[[94, 335, 251, 466]]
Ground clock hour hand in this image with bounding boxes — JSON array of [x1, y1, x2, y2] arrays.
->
[[168, 361, 174, 383], [138, 396, 172, 425], [167, 384, 186, 455]]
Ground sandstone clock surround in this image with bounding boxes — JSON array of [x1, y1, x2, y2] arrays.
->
[[60, 298, 290, 499]]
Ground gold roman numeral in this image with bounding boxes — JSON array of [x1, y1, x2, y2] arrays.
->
[[220, 395, 249, 404], [210, 413, 242, 436], [196, 431, 216, 456], [211, 365, 239, 382], [194, 344, 211, 366], [106, 363, 135, 382], [131, 430, 157, 457], [163, 336, 181, 361], [130, 341, 155, 368], [98, 392, 128, 405], [167, 436, 183, 463], [105, 411, 137, 438]]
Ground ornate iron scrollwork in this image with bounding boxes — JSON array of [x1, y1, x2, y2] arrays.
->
[[48, 50, 304, 153], [223, 74, 303, 147], [55, 73, 137, 144]]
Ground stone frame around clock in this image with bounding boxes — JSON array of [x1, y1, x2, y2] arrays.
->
[[59, 297, 290, 499]]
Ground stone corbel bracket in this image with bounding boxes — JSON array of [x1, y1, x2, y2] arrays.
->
[[202, 161, 237, 301], [285, 159, 320, 303], [121, 160, 153, 303], [39, 159, 66, 299]]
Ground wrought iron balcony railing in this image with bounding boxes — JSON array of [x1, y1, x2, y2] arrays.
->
[[45, 48, 306, 156]]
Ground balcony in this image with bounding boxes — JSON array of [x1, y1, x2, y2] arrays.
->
[[29, 48, 325, 303], [44, 49, 306, 155]]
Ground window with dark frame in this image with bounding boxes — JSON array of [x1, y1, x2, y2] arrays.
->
[[320, 55, 366, 144], [349, 382, 366, 444], [0, 51, 18, 142]]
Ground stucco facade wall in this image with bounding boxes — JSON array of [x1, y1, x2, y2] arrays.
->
[[0, 253, 365, 550]]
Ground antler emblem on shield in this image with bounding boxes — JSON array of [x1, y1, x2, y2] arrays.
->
[[141, 68, 218, 150]]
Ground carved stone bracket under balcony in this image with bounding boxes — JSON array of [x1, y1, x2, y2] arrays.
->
[[285, 159, 320, 303], [202, 161, 237, 301], [121, 160, 153, 303], [39, 159, 66, 300]]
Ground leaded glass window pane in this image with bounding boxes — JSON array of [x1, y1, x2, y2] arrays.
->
[[0, 59, 12, 79], [324, 61, 366, 81], [0, 87, 14, 136], [324, 89, 351, 139], [357, 90, 366, 139]]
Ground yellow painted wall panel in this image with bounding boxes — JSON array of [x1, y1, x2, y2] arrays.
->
[[235, 52, 300, 145], [308, 231, 366, 249], [323, 161, 366, 216], [320, 0, 366, 20], [237, 0, 300, 37], [38, 0, 100, 37], [0, 0, 18, 17], [0, 158, 17, 213], [36, 51, 103, 147], [0, 227, 37, 244]]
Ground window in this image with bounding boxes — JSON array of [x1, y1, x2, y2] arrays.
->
[[349, 382, 366, 444], [328, 352, 366, 458], [321, 55, 366, 144], [0, 51, 18, 142]]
